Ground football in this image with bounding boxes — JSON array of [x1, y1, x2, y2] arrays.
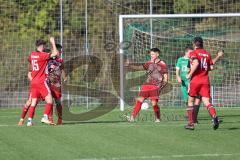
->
[[141, 102, 149, 110]]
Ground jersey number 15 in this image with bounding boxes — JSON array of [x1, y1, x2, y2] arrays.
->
[[32, 60, 39, 71]]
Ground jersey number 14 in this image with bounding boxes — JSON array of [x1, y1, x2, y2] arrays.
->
[[200, 57, 208, 71]]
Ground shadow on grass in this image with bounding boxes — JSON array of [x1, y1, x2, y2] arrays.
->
[[62, 120, 126, 125], [228, 127, 240, 130], [218, 114, 240, 118], [215, 127, 240, 131]]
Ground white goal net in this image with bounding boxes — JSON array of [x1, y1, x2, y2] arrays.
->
[[119, 14, 240, 110]]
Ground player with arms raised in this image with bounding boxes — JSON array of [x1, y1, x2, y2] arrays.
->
[[46, 44, 67, 125], [185, 37, 220, 130], [18, 44, 66, 126], [26, 37, 58, 126]]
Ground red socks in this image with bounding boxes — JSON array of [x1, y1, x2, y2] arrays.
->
[[132, 101, 160, 120], [28, 106, 36, 119], [192, 105, 200, 123], [206, 104, 216, 118], [45, 103, 62, 121], [187, 106, 194, 125], [56, 104, 62, 119], [132, 101, 142, 118], [153, 105, 160, 119], [44, 103, 53, 115], [48, 107, 53, 121], [21, 104, 30, 119]]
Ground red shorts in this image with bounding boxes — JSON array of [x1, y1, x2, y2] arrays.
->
[[27, 91, 42, 102], [31, 81, 51, 99], [139, 84, 160, 100], [49, 84, 62, 99], [188, 83, 210, 98]]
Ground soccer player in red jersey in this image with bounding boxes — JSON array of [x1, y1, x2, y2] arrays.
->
[[129, 48, 168, 122], [18, 64, 44, 125], [26, 37, 58, 126], [18, 71, 35, 125], [18, 45, 65, 126], [191, 50, 223, 124], [46, 43, 67, 125], [185, 36, 220, 130]]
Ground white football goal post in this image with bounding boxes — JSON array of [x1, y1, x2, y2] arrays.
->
[[119, 13, 240, 111]]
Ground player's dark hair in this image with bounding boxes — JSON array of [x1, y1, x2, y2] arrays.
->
[[192, 36, 203, 48], [56, 43, 62, 50], [185, 45, 193, 50], [35, 39, 47, 47], [43, 48, 51, 53], [149, 48, 161, 54]]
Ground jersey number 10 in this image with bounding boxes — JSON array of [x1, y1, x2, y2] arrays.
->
[[32, 60, 39, 71]]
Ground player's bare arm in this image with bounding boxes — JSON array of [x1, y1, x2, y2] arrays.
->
[[209, 50, 223, 71], [187, 60, 191, 73], [186, 59, 199, 79], [176, 68, 181, 83], [49, 37, 58, 58], [163, 73, 168, 83], [28, 71, 32, 81], [161, 73, 168, 89], [124, 59, 144, 70], [27, 63, 32, 81], [212, 50, 223, 64], [209, 65, 214, 71]]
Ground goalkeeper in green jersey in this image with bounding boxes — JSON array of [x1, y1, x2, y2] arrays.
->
[[176, 45, 193, 106]]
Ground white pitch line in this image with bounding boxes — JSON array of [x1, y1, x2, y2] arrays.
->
[[0, 115, 19, 118], [74, 153, 240, 160], [0, 123, 186, 127], [0, 124, 10, 127], [0, 124, 58, 127]]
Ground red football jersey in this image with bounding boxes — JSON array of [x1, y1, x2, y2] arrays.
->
[[143, 59, 168, 87], [47, 57, 64, 87], [28, 51, 50, 84], [189, 48, 213, 84]]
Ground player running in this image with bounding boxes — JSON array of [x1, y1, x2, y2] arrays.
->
[[26, 37, 58, 126], [45, 43, 67, 125], [185, 36, 220, 130], [128, 48, 168, 122]]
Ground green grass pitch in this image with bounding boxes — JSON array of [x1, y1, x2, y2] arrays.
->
[[0, 107, 240, 160]]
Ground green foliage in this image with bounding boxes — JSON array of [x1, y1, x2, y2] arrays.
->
[[174, 0, 206, 13], [0, 0, 60, 90], [0, 0, 239, 92]]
